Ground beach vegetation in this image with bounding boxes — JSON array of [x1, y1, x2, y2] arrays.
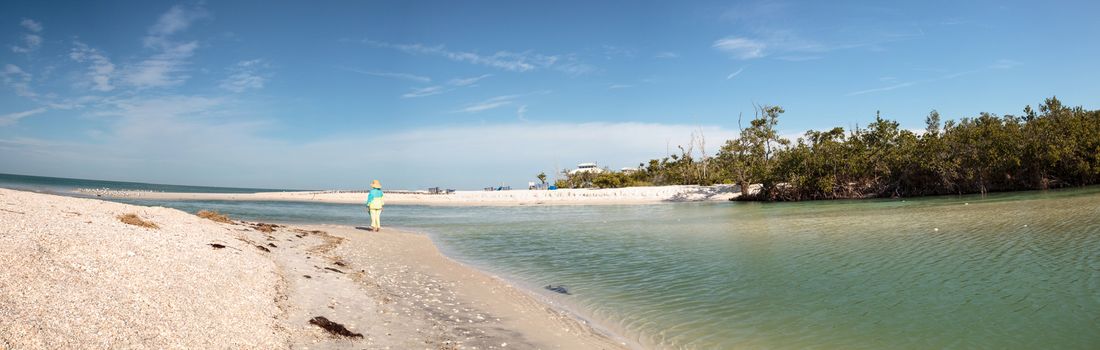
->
[[117, 213, 159, 229], [197, 210, 233, 224], [553, 96, 1100, 201]]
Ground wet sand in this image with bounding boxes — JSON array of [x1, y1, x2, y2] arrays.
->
[[0, 188, 628, 349]]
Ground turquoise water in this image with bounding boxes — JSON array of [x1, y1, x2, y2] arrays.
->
[[4, 174, 1100, 349]]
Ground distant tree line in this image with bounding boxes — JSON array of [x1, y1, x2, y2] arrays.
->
[[552, 96, 1100, 201]]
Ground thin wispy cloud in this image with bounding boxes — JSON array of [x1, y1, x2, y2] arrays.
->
[[1, 64, 36, 99], [220, 59, 269, 93], [847, 59, 1023, 96], [457, 95, 515, 113], [726, 67, 746, 80], [146, 5, 208, 39], [0, 107, 48, 127], [69, 42, 116, 92], [20, 18, 43, 32], [608, 84, 634, 89], [361, 39, 594, 75], [340, 68, 431, 83], [401, 74, 493, 99], [713, 37, 766, 59], [847, 81, 917, 96], [715, 30, 921, 62], [516, 104, 528, 121], [453, 90, 549, 113], [402, 86, 445, 98], [11, 18, 43, 53], [123, 41, 199, 88], [449, 74, 491, 86], [716, 1, 922, 62], [124, 5, 208, 89]]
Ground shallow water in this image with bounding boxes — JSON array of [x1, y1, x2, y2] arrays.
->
[[392, 191, 1100, 349], [5, 174, 1099, 349]]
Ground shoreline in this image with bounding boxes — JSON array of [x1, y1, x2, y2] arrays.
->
[[0, 188, 630, 349], [73, 184, 740, 206]]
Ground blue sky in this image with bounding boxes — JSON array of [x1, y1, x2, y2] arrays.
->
[[1, 0, 1098, 189]]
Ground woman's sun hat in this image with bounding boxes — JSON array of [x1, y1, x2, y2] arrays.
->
[[371, 180, 381, 189]]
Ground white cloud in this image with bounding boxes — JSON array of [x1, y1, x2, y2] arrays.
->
[[1, 64, 36, 98], [147, 5, 208, 38], [713, 37, 767, 59], [122, 5, 207, 89], [11, 19, 43, 53], [449, 74, 491, 86], [516, 105, 528, 121], [0, 107, 48, 126], [726, 67, 746, 80], [69, 42, 116, 92], [402, 86, 445, 98], [364, 39, 593, 74], [20, 19, 43, 32], [714, 24, 919, 63], [457, 96, 513, 113], [847, 81, 916, 96], [452, 91, 547, 112], [220, 59, 269, 93], [608, 84, 634, 89], [847, 59, 1021, 96], [401, 74, 493, 98], [124, 40, 199, 88]]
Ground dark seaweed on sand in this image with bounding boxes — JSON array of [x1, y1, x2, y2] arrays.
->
[[309, 316, 363, 338]]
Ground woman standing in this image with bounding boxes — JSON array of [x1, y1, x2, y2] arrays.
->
[[365, 180, 385, 231]]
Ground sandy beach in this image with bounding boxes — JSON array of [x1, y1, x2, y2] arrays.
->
[[0, 188, 628, 349], [74, 185, 741, 206]]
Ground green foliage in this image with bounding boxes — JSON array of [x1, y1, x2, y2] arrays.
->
[[554, 96, 1100, 199], [750, 96, 1100, 201]]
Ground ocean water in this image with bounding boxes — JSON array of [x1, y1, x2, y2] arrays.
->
[[0, 172, 301, 195], [4, 174, 1100, 349]]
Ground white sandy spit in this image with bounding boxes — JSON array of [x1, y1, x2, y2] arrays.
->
[[77, 184, 743, 206]]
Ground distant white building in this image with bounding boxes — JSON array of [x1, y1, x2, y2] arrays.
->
[[620, 167, 638, 173], [568, 162, 606, 175]]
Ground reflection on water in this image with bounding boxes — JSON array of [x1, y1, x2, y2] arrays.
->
[[117, 188, 1100, 349]]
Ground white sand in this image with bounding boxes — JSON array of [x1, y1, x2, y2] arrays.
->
[[0, 188, 628, 349], [77, 184, 743, 206], [0, 189, 285, 349]]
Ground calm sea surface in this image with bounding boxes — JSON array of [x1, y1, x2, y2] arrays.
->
[[4, 173, 1099, 349]]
